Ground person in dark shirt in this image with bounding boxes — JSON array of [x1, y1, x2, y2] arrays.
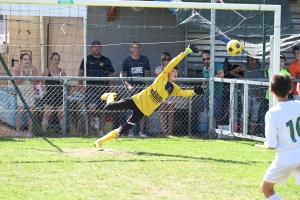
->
[[41, 52, 66, 134], [119, 41, 151, 138], [78, 40, 115, 136]]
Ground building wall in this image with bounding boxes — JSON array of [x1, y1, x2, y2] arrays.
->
[[48, 17, 84, 78], [1, 15, 41, 85], [86, 6, 185, 77], [2, 6, 185, 86]]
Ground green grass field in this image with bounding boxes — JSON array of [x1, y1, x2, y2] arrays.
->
[[0, 137, 299, 200]]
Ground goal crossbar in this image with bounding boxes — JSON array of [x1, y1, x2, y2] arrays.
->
[[0, 1, 281, 11]]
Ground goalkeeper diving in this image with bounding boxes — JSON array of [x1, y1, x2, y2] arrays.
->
[[94, 43, 204, 151]]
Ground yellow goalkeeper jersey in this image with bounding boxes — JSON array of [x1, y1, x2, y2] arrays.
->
[[132, 52, 194, 116]]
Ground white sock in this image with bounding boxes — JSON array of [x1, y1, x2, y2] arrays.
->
[[267, 193, 281, 200]]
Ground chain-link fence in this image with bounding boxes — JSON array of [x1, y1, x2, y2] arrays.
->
[[0, 76, 201, 138], [0, 76, 276, 141], [214, 78, 269, 142]]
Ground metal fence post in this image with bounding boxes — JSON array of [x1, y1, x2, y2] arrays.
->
[[229, 82, 235, 132], [62, 78, 68, 136], [209, 0, 216, 140], [243, 83, 249, 135], [188, 97, 192, 137]]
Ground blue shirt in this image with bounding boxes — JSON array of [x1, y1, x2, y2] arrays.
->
[[202, 62, 223, 96], [79, 55, 115, 85], [121, 55, 150, 86]]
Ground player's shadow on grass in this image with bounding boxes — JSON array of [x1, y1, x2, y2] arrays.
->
[[1, 138, 17, 142], [134, 151, 269, 165], [0, 138, 64, 152], [42, 137, 63, 152], [7, 155, 269, 165]]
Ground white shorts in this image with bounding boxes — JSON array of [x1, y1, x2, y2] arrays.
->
[[264, 147, 300, 185], [240, 95, 261, 122]]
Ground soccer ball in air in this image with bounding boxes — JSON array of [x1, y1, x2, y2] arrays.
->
[[227, 40, 243, 56]]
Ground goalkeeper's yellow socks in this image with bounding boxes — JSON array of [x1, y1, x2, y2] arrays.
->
[[99, 129, 117, 144], [94, 129, 117, 151]]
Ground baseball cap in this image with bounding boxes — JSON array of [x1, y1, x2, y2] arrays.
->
[[91, 40, 101, 46], [280, 54, 286, 61], [292, 46, 300, 53]]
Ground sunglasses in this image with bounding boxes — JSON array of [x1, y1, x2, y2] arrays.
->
[[202, 57, 210, 62], [131, 46, 140, 49], [163, 58, 171, 61]]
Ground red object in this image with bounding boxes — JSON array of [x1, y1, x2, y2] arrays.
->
[[34, 80, 42, 95], [106, 117, 113, 122]]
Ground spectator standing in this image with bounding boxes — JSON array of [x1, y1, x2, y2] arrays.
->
[[155, 52, 176, 136], [230, 56, 265, 135], [15, 53, 37, 137], [288, 46, 300, 100], [257, 54, 292, 136], [78, 40, 115, 137], [201, 50, 224, 128], [41, 52, 66, 133], [120, 41, 151, 138]]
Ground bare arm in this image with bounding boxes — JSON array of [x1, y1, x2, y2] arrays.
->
[[78, 69, 84, 85], [230, 65, 244, 78], [60, 69, 66, 76], [77, 69, 86, 93], [31, 65, 38, 85], [41, 68, 49, 92], [201, 81, 207, 88], [145, 70, 151, 77], [14, 66, 22, 84], [108, 73, 114, 92], [120, 71, 133, 91], [215, 69, 224, 78], [297, 82, 300, 94]]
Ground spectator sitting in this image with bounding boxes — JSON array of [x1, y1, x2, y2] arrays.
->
[[41, 52, 66, 134], [14, 53, 37, 137], [77, 40, 115, 137], [288, 46, 300, 100], [257, 54, 293, 136], [230, 56, 265, 135]]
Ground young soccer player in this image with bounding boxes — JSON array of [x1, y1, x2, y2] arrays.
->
[[94, 43, 203, 150], [260, 74, 300, 200]]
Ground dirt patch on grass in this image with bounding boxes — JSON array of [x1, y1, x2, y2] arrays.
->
[[62, 148, 128, 157]]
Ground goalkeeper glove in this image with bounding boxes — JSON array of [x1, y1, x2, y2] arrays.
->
[[194, 85, 204, 95], [186, 43, 199, 55]]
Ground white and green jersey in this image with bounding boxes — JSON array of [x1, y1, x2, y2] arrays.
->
[[265, 101, 300, 151]]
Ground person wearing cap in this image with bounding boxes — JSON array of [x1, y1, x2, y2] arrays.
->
[[289, 46, 300, 100], [78, 40, 115, 136], [257, 54, 292, 136], [120, 41, 151, 138]]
